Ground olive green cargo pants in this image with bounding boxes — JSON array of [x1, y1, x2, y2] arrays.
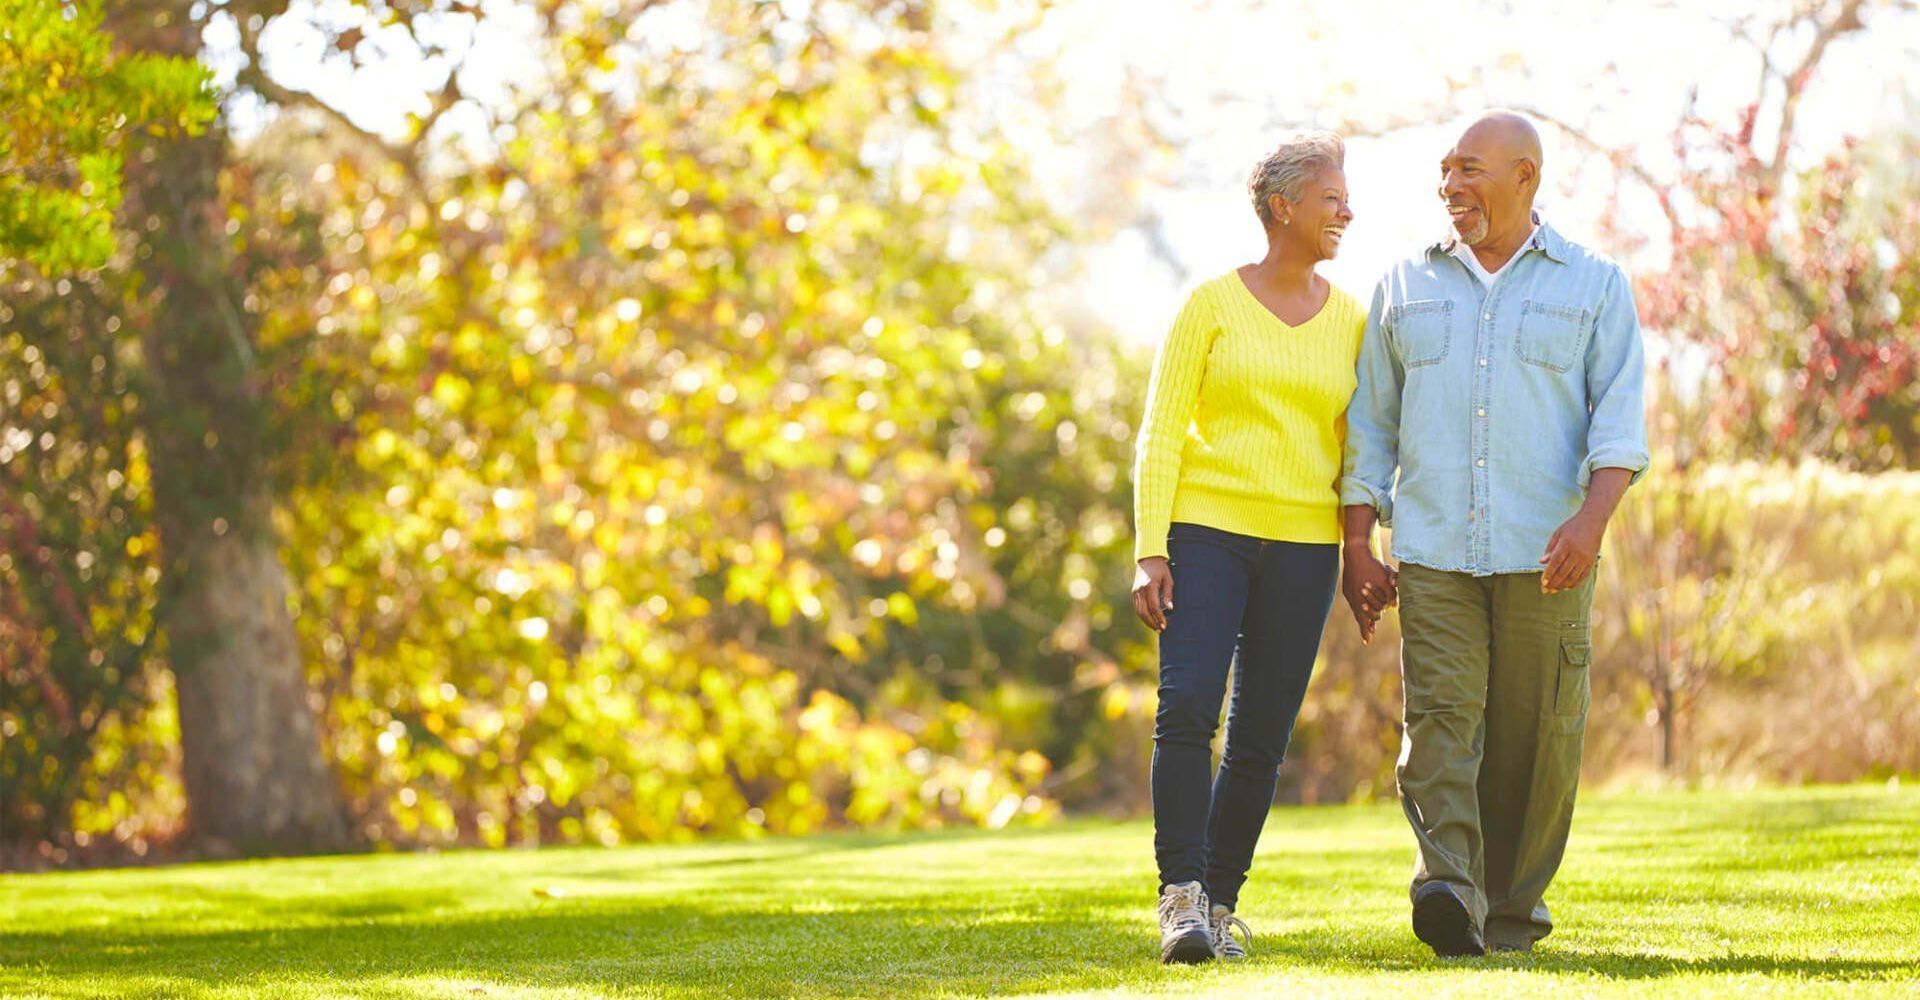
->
[[1394, 562, 1596, 951]]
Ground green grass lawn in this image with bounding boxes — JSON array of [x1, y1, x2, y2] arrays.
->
[[3, 785, 1916, 998]]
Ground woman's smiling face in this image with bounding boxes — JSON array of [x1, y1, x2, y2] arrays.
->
[[1273, 165, 1353, 262]]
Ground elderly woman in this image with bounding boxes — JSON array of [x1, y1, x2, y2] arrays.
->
[[1130, 130, 1370, 964]]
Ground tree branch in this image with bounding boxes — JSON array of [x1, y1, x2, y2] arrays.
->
[[1762, 0, 1869, 193], [1508, 103, 1684, 242], [230, 7, 434, 179]]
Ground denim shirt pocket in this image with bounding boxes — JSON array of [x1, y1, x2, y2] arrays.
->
[[1392, 299, 1453, 369], [1515, 300, 1589, 373]]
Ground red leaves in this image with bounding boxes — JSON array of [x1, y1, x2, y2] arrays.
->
[[1640, 123, 1920, 468]]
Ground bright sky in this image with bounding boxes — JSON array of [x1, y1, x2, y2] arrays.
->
[[217, 0, 1920, 345], [1009, 0, 1920, 342]]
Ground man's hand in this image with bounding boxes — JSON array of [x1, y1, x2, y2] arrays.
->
[[1341, 542, 1397, 644], [1541, 467, 1635, 593], [1132, 556, 1175, 631], [1540, 509, 1606, 593], [1543, 468, 1635, 591]]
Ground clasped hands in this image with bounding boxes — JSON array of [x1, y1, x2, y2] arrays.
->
[[1339, 510, 1605, 643], [1340, 542, 1396, 644], [1133, 512, 1604, 638]]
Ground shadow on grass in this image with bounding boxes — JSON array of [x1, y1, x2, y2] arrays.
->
[[1248, 922, 1916, 979], [5, 893, 1912, 998], [7, 794, 1915, 996], [155, 882, 475, 924], [1513, 951, 1914, 980], [3, 899, 1146, 997]]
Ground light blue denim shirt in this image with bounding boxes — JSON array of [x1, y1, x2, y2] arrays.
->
[[1339, 219, 1650, 576]]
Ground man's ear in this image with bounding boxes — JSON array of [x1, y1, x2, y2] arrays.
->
[[1518, 157, 1539, 195]]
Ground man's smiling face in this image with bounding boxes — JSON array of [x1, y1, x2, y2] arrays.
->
[[1438, 117, 1537, 249]]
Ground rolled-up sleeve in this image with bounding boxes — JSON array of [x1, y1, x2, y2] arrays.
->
[[1580, 264, 1651, 489], [1339, 282, 1401, 526]]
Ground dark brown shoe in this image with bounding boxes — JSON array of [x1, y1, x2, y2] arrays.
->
[[1413, 881, 1486, 958]]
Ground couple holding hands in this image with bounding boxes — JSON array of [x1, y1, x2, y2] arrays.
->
[[1129, 110, 1649, 963]]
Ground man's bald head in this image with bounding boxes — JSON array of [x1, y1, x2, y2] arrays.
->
[[1461, 110, 1543, 187], [1439, 110, 1545, 250]]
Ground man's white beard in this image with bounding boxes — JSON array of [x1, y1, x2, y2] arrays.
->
[[1454, 215, 1489, 246]]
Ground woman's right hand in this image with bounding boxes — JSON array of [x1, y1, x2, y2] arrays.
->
[[1132, 556, 1175, 632]]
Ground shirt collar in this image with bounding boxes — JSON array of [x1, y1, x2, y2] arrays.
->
[[1429, 210, 1568, 265]]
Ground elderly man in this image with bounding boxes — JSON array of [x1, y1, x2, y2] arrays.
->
[[1338, 111, 1649, 956]]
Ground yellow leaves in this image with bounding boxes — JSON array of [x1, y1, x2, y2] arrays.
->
[[367, 428, 399, 459], [1101, 683, 1150, 722], [17, 0, 1121, 856], [796, 690, 849, 733], [766, 585, 794, 627], [826, 627, 863, 661], [454, 321, 485, 357], [430, 372, 471, 412]]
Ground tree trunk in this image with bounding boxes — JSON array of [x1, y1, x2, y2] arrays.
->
[[1658, 685, 1676, 773], [115, 3, 349, 853], [165, 496, 347, 851]]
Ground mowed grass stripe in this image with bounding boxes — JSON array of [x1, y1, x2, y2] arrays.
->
[[1, 785, 1915, 998]]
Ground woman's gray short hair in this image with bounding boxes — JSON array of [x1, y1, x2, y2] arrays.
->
[[1248, 130, 1345, 227]]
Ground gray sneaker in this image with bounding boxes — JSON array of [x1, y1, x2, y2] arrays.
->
[[1209, 904, 1251, 960], [1157, 881, 1214, 964]]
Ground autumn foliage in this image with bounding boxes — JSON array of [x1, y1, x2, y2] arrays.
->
[[3, 0, 1916, 863]]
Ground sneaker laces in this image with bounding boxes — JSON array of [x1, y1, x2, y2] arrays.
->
[[1158, 883, 1209, 937], [1210, 907, 1252, 957]]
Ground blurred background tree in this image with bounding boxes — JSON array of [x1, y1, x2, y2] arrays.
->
[[1539, 0, 1920, 777], [1, 0, 220, 851], [3, 0, 1916, 865], [246, 0, 1102, 846], [6, 0, 1115, 858]]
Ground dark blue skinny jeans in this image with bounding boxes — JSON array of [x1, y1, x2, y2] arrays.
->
[[1151, 521, 1338, 911]]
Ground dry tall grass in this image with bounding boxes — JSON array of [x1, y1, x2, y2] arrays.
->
[[1274, 460, 1920, 802]]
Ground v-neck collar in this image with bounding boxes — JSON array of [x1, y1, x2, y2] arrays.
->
[[1232, 269, 1330, 330]]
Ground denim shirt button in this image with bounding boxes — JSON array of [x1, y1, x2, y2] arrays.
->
[[1347, 226, 1648, 579]]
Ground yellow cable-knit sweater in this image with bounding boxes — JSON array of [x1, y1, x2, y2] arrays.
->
[[1132, 271, 1367, 561]]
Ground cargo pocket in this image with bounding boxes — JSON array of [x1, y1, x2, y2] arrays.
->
[[1553, 635, 1591, 727]]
